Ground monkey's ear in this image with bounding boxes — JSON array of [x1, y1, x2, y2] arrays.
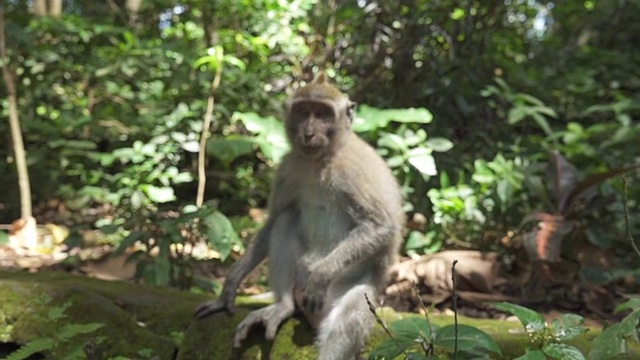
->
[[346, 101, 357, 124], [313, 71, 328, 84]]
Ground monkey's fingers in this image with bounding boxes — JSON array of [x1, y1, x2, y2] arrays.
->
[[193, 299, 234, 319], [234, 313, 266, 348], [302, 294, 324, 313]]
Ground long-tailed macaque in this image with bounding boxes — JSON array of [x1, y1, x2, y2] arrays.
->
[[194, 72, 404, 360]]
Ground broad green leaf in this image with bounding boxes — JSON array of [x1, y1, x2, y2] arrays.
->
[[588, 309, 640, 360], [531, 112, 553, 136], [425, 137, 454, 152], [434, 324, 503, 357], [223, 54, 246, 70], [254, 137, 290, 164], [386, 155, 405, 168], [143, 185, 176, 203], [371, 317, 438, 359], [354, 105, 432, 132], [451, 8, 465, 20], [174, 172, 194, 184], [552, 314, 586, 341], [514, 349, 547, 360], [490, 302, 545, 330], [615, 296, 640, 313], [207, 136, 255, 165], [3, 338, 55, 360], [180, 140, 200, 153], [202, 211, 239, 261], [404, 231, 432, 250], [407, 148, 437, 176], [403, 129, 427, 147], [517, 93, 546, 106], [508, 106, 527, 124], [0, 231, 8, 245], [543, 343, 585, 360], [232, 112, 284, 135], [153, 256, 171, 286], [377, 133, 408, 151]]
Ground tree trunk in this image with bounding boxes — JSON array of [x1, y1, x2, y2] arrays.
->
[[32, 0, 47, 16], [49, 0, 63, 17], [31, 0, 63, 17], [126, 0, 143, 28], [0, 9, 33, 218]]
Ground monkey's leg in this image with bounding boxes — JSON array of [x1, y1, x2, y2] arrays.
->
[[233, 210, 301, 348], [316, 283, 376, 360]]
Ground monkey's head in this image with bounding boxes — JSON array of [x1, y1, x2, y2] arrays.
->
[[286, 72, 356, 157]]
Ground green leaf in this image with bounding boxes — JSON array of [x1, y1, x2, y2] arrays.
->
[[531, 112, 553, 136], [508, 106, 527, 124], [407, 148, 437, 176], [180, 140, 200, 153], [0, 230, 8, 245], [232, 112, 283, 135], [3, 338, 55, 360], [490, 302, 546, 330], [434, 324, 503, 357], [370, 317, 437, 359], [223, 54, 246, 70], [588, 309, 640, 360], [143, 185, 176, 203], [202, 211, 239, 261], [386, 155, 405, 168], [153, 256, 171, 286], [543, 343, 585, 360], [58, 323, 105, 341], [404, 231, 432, 250], [552, 314, 586, 341], [451, 7, 465, 20], [425, 137, 454, 152], [514, 349, 547, 360], [231, 112, 289, 163], [354, 105, 432, 132], [207, 136, 255, 165], [377, 133, 408, 151]]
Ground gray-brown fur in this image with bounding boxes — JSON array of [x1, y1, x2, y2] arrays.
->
[[195, 73, 404, 360]]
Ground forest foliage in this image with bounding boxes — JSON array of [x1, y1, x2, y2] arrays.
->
[[0, 1, 639, 288]]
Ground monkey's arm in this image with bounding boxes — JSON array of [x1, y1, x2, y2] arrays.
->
[[193, 222, 272, 318], [194, 169, 296, 319]]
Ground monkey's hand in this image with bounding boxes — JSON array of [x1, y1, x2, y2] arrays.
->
[[193, 289, 236, 319], [301, 272, 330, 314]]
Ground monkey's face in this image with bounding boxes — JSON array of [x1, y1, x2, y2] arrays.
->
[[287, 100, 341, 156]]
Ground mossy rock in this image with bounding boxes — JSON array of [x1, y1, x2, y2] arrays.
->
[[0, 270, 638, 359]]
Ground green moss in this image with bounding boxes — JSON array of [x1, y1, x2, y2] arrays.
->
[[1, 270, 639, 359]]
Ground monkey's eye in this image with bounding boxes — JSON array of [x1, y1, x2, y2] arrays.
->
[[315, 107, 334, 119], [294, 107, 310, 118]]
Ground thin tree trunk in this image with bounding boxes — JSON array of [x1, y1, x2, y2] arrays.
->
[[31, 0, 63, 17], [125, 0, 143, 28], [0, 8, 33, 218], [196, 63, 223, 207], [32, 0, 47, 16], [49, 0, 63, 17]]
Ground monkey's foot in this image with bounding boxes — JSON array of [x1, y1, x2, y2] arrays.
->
[[234, 303, 294, 348]]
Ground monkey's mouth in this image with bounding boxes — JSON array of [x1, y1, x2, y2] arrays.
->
[[297, 137, 328, 154]]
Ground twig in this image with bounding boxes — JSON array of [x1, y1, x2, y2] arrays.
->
[[451, 259, 459, 359], [412, 283, 434, 356], [196, 58, 223, 207], [365, 293, 408, 357], [622, 176, 640, 258]]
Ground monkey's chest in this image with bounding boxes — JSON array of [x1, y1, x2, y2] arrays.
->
[[298, 190, 353, 251]]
